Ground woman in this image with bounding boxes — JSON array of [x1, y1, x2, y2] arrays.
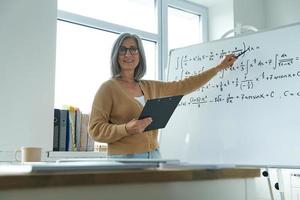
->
[[88, 33, 237, 159]]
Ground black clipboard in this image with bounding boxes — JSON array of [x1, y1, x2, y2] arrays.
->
[[138, 95, 183, 131]]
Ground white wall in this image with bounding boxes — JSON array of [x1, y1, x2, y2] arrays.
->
[[233, 0, 300, 31], [264, 0, 300, 29], [206, 0, 300, 40], [207, 0, 234, 41], [233, 0, 265, 30], [0, 0, 57, 160]]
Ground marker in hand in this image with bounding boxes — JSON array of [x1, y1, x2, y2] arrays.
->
[[235, 48, 250, 58]]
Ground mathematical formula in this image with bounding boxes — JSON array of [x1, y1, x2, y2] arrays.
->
[[169, 42, 300, 108]]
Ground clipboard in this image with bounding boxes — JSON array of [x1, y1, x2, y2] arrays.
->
[[138, 95, 184, 131]]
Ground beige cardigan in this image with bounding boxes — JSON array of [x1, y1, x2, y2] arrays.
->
[[88, 67, 218, 154]]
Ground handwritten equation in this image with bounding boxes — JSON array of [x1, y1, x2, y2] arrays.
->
[[178, 89, 300, 108], [170, 42, 300, 108]]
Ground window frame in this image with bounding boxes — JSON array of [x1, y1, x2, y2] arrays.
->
[[57, 0, 208, 81], [160, 0, 208, 79]]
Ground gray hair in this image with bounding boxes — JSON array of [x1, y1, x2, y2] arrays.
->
[[111, 33, 147, 80]]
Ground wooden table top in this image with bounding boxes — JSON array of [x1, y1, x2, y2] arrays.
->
[[0, 167, 260, 190]]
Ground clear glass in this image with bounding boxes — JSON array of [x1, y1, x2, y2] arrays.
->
[[168, 6, 202, 50], [55, 21, 156, 113], [143, 40, 157, 80], [58, 0, 157, 33]]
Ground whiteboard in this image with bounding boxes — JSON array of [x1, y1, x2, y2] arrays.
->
[[160, 23, 300, 166]]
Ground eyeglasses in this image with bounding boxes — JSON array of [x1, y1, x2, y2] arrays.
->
[[119, 46, 139, 56]]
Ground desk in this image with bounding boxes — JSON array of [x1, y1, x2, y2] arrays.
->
[[0, 168, 259, 200]]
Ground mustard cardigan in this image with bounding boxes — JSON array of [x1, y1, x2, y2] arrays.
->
[[88, 67, 218, 154]]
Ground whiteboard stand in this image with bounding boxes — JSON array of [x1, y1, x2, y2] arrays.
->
[[262, 168, 274, 200], [275, 169, 286, 200], [220, 23, 258, 39]]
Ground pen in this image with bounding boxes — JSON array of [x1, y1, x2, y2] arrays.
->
[[235, 48, 249, 58]]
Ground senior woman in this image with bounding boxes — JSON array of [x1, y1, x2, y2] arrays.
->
[[88, 32, 237, 159]]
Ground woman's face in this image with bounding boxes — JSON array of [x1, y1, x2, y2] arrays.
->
[[118, 37, 140, 72]]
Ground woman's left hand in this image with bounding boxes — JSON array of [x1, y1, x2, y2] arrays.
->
[[215, 54, 237, 72]]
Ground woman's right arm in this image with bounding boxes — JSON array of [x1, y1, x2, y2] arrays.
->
[[159, 54, 237, 97]]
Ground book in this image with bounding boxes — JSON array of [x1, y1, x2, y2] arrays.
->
[[80, 114, 89, 151], [67, 106, 77, 151], [53, 109, 60, 151], [75, 109, 82, 151], [87, 133, 94, 151], [59, 109, 68, 151]]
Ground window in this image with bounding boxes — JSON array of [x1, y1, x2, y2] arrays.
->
[[58, 0, 156, 33], [55, 0, 207, 114], [55, 21, 156, 113], [168, 6, 202, 50], [55, 21, 116, 113]]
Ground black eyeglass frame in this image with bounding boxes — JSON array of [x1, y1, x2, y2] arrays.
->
[[118, 46, 139, 56]]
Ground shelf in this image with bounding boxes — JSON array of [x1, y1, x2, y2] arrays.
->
[[47, 151, 107, 160]]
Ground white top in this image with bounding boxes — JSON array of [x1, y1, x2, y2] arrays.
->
[[134, 95, 145, 106]]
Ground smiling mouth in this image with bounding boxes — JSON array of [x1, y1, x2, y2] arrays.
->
[[123, 60, 134, 63]]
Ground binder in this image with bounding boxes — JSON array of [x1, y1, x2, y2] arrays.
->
[[67, 106, 76, 151], [138, 95, 183, 131], [59, 109, 69, 151], [75, 109, 82, 151], [80, 114, 89, 151], [53, 109, 60, 151]]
